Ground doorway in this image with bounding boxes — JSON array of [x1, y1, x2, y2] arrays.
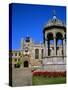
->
[[24, 61, 28, 67]]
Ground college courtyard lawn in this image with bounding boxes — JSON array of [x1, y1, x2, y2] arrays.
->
[[32, 76, 66, 85]]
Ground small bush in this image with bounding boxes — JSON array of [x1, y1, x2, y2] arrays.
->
[[14, 62, 21, 68]]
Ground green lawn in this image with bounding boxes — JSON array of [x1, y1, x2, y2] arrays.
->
[[32, 76, 66, 85]]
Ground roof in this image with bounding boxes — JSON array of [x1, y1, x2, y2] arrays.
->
[[43, 14, 66, 33], [44, 15, 65, 29], [46, 16, 65, 27]]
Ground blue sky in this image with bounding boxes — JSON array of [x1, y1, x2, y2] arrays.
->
[[11, 3, 66, 49]]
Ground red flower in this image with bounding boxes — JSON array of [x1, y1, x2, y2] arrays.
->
[[32, 71, 66, 77]]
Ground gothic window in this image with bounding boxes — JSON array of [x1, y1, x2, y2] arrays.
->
[[35, 49, 39, 59], [41, 49, 44, 59]]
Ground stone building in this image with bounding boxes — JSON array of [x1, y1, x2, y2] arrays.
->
[[9, 13, 66, 71], [43, 14, 66, 71]]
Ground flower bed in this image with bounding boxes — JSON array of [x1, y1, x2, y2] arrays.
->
[[32, 71, 66, 77]]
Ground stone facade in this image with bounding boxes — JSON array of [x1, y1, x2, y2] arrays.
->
[[9, 14, 66, 71]]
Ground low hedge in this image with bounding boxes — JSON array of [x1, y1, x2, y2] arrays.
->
[[32, 71, 66, 77]]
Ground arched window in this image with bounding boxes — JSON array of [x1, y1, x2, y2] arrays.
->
[[41, 49, 44, 59], [35, 49, 39, 59]]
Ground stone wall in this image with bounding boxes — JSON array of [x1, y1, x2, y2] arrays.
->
[[43, 56, 66, 64], [43, 64, 66, 72], [12, 68, 32, 87], [43, 56, 66, 71]]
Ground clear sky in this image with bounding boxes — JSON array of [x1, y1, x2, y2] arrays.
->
[[11, 3, 66, 49]]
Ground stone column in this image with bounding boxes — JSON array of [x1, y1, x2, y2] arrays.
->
[[63, 38, 65, 56], [54, 37, 56, 56], [48, 40, 50, 56], [45, 38, 48, 56]]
